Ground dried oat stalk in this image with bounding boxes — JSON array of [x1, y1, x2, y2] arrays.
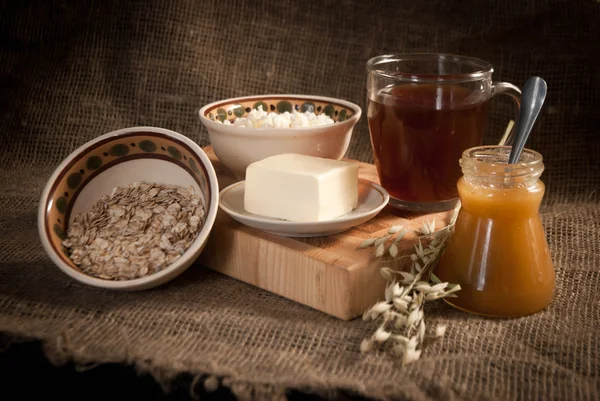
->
[[62, 182, 205, 281], [358, 201, 461, 364]]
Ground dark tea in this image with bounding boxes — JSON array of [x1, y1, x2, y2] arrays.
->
[[367, 84, 490, 204]]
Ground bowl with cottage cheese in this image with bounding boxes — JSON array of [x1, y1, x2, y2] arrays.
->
[[198, 94, 362, 180]]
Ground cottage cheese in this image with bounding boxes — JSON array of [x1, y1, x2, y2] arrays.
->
[[217, 106, 335, 128]]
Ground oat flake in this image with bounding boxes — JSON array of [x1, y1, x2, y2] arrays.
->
[[62, 182, 206, 281]]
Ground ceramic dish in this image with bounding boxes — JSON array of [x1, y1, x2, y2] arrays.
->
[[38, 126, 219, 291], [218, 179, 389, 237], [198, 94, 362, 180]]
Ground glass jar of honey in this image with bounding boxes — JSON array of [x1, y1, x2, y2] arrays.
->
[[435, 145, 555, 317]]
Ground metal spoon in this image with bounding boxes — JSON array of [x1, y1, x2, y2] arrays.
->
[[508, 76, 547, 164]]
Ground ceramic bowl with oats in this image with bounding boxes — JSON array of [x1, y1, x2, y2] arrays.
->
[[198, 94, 362, 180], [38, 126, 219, 291]]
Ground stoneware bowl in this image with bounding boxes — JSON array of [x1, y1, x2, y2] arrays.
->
[[198, 94, 362, 180], [38, 126, 219, 291]]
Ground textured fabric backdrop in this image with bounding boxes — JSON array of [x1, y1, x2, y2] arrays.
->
[[0, 0, 598, 400]]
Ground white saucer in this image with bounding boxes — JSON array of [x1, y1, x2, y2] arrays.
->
[[218, 179, 390, 237]]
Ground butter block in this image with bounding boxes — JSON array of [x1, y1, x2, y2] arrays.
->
[[244, 154, 359, 222]]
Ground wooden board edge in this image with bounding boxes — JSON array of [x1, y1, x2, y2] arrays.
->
[[198, 218, 360, 321]]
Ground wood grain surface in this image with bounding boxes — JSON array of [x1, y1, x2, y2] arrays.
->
[[198, 146, 452, 320]]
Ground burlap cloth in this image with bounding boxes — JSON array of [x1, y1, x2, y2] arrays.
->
[[1, 1, 598, 400]]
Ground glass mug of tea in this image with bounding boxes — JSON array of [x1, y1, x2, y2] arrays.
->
[[366, 53, 521, 213]]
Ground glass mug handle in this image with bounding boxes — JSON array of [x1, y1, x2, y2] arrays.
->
[[491, 82, 521, 146]]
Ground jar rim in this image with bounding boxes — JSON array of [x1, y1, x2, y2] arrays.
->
[[462, 145, 543, 167], [460, 146, 544, 187]]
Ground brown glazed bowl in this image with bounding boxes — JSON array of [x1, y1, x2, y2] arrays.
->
[[198, 94, 362, 180], [37, 126, 219, 290]]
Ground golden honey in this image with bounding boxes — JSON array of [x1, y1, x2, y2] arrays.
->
[[435, 146, 555, 317]]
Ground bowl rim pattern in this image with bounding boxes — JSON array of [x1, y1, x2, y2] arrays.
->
[[198, 94, 362, 135]]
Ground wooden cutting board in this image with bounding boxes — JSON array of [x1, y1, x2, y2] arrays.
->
[[198, 146, 452, 320]]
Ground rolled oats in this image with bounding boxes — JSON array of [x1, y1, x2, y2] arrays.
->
[[62, 182, 206, 281]]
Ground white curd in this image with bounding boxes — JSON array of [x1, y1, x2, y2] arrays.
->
[[216, 106, 335, 128]]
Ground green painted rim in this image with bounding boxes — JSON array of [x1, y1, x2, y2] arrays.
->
[[86, 155, 102, 170], [139, 140, 157, 152], [276, 100, 293, 113], [109, 143, 129, 157]]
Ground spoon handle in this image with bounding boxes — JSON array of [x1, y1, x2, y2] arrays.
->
[[508, 76, 547, 164]]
